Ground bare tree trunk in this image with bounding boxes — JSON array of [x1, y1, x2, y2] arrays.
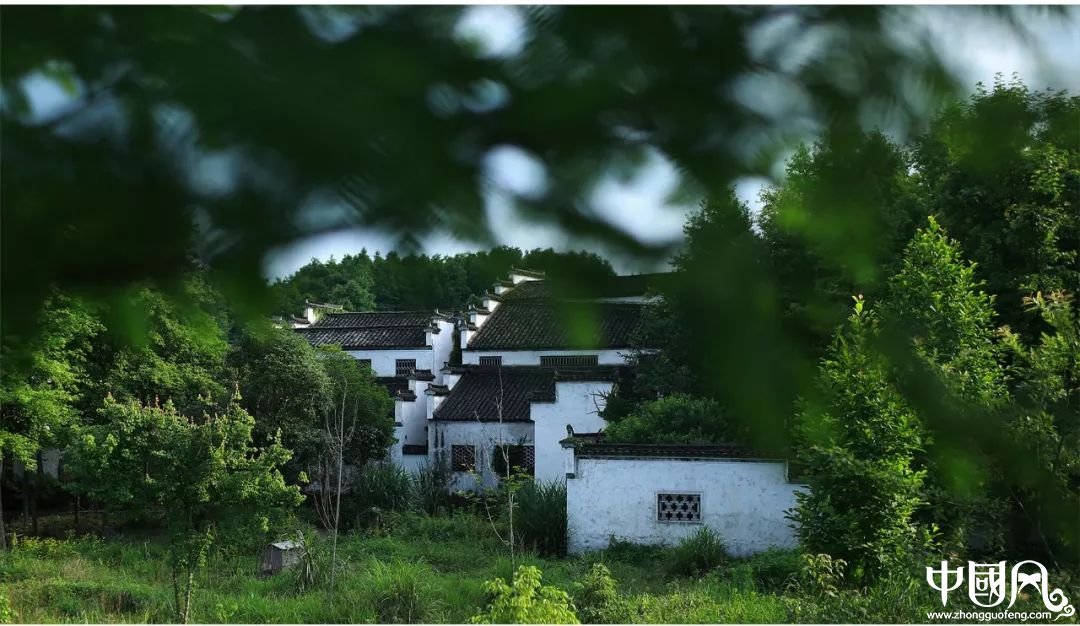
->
[[184, 569, 195, 624], [0, 457, 6, 549], [329, 441, 343, 606]]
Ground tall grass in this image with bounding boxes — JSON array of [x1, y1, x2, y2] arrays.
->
[[411, 459, 452, 516], [349, 462, 412, 527], [666, 527, 728, 577], [514, 479, 567, 556], [356, 559, 440, 623]]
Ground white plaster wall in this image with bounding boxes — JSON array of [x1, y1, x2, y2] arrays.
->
[[462, 349, 629, 366], [532, 381, 613, 482], [400, 452, 429, 475], [430, 320, 456, 382], [346, 348, 433, 378], [431, 421, 534, 490], [567, 457, 804, 557]]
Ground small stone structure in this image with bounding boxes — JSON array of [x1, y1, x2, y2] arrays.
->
[[260, 539, 303, 575], [562, 440, 807, 557]]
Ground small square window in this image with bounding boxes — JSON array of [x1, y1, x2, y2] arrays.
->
[[395, 359, 417, 377], [657, 493, 701, 523], [492, 444, 534, 477], [357, 359, 373, 371], [451, 445, 476, 472], [478, 356, 502, 367]]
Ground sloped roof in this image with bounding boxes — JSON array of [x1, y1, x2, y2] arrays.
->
[[467, 301, 644, 350], [297, 326, 428, 349], [296, 310, 446, 349], [434, 365, 622, 422], [501, 273, 670, 301], [311, 311, 439, 328]]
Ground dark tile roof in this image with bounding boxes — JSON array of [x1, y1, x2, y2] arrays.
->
[[501, 273, 671, 301], [311, 311, 438, 328], [409, 369, 436, 381], [297, 326, 428, 349], [467, 301, 644, 350], [402, 444, 429, 456], [567, 442, 768, 460], [434, 366, 622, 422]]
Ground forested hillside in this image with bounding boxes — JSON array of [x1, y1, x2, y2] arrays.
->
[[269, 247, 616, 316]]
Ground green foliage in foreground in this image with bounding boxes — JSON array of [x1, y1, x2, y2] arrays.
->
[[470, 565, 579, 624], [4, 514, 1072, 624], [64, 396, 303, 623]]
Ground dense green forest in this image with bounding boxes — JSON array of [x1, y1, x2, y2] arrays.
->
[[269, 247, 616, 316], [2, 78, 1078, 623]]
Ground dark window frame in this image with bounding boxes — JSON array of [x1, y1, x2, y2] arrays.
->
[[451, 444, 477, 472], [395, 358, 417, 377], [539, 354, 599, 368], [491, 444, 535, 477], [478, 356, 503, 367]]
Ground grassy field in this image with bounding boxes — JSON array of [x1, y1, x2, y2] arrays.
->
[[0, 511, 1071, 624]]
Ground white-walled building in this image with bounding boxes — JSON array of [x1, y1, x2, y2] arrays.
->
[[295, 308, 456, 469], [384, 268, 666, 483], [562, 440, 805, 556]]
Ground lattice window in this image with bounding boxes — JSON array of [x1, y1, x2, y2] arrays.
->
[[492, 444, 535, 477], [357, 359, 373, 371], [540, 354, 599, 367], [451, 445, 476, 472], [657, 493, 701, 523], [395, 359, 417, 377], [478, 356, 502, 367]]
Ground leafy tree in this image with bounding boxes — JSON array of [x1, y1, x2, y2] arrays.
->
[[229, 323, 331, 474], [67, 395, 303, 623], [880, 217, 1010, 556], [999, 291, 1080, 563], [0, 294, 102, 546], [470, 565, 579, 624], [86, 279, 230, 418], [759, 130, 924, 351], [603, 394, 739, 444], [315, 346, 395, 470], [911, 77, 1080, 337], [632, 194, 811, 455], [791, 296, 932, 581]]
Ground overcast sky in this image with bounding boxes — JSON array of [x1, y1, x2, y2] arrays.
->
[[263, 6, 1080, 279], [18, 7, 1079, 279]]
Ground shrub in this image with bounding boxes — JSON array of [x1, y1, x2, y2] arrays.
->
[[0, 592, 15, 624], [515, 480, 568, 556], [412, 459, 452, 516], [571, 563, 633, 624], [350, 462, 412, 527], [666, 527, 727, 577], [470, 565, 579, 624], [357, 559, 438, 623], [742, 548, 800, 592]]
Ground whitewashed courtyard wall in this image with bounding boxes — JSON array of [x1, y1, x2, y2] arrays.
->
[[566, 456, 804, 557], [531, 381, 612, 482]]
